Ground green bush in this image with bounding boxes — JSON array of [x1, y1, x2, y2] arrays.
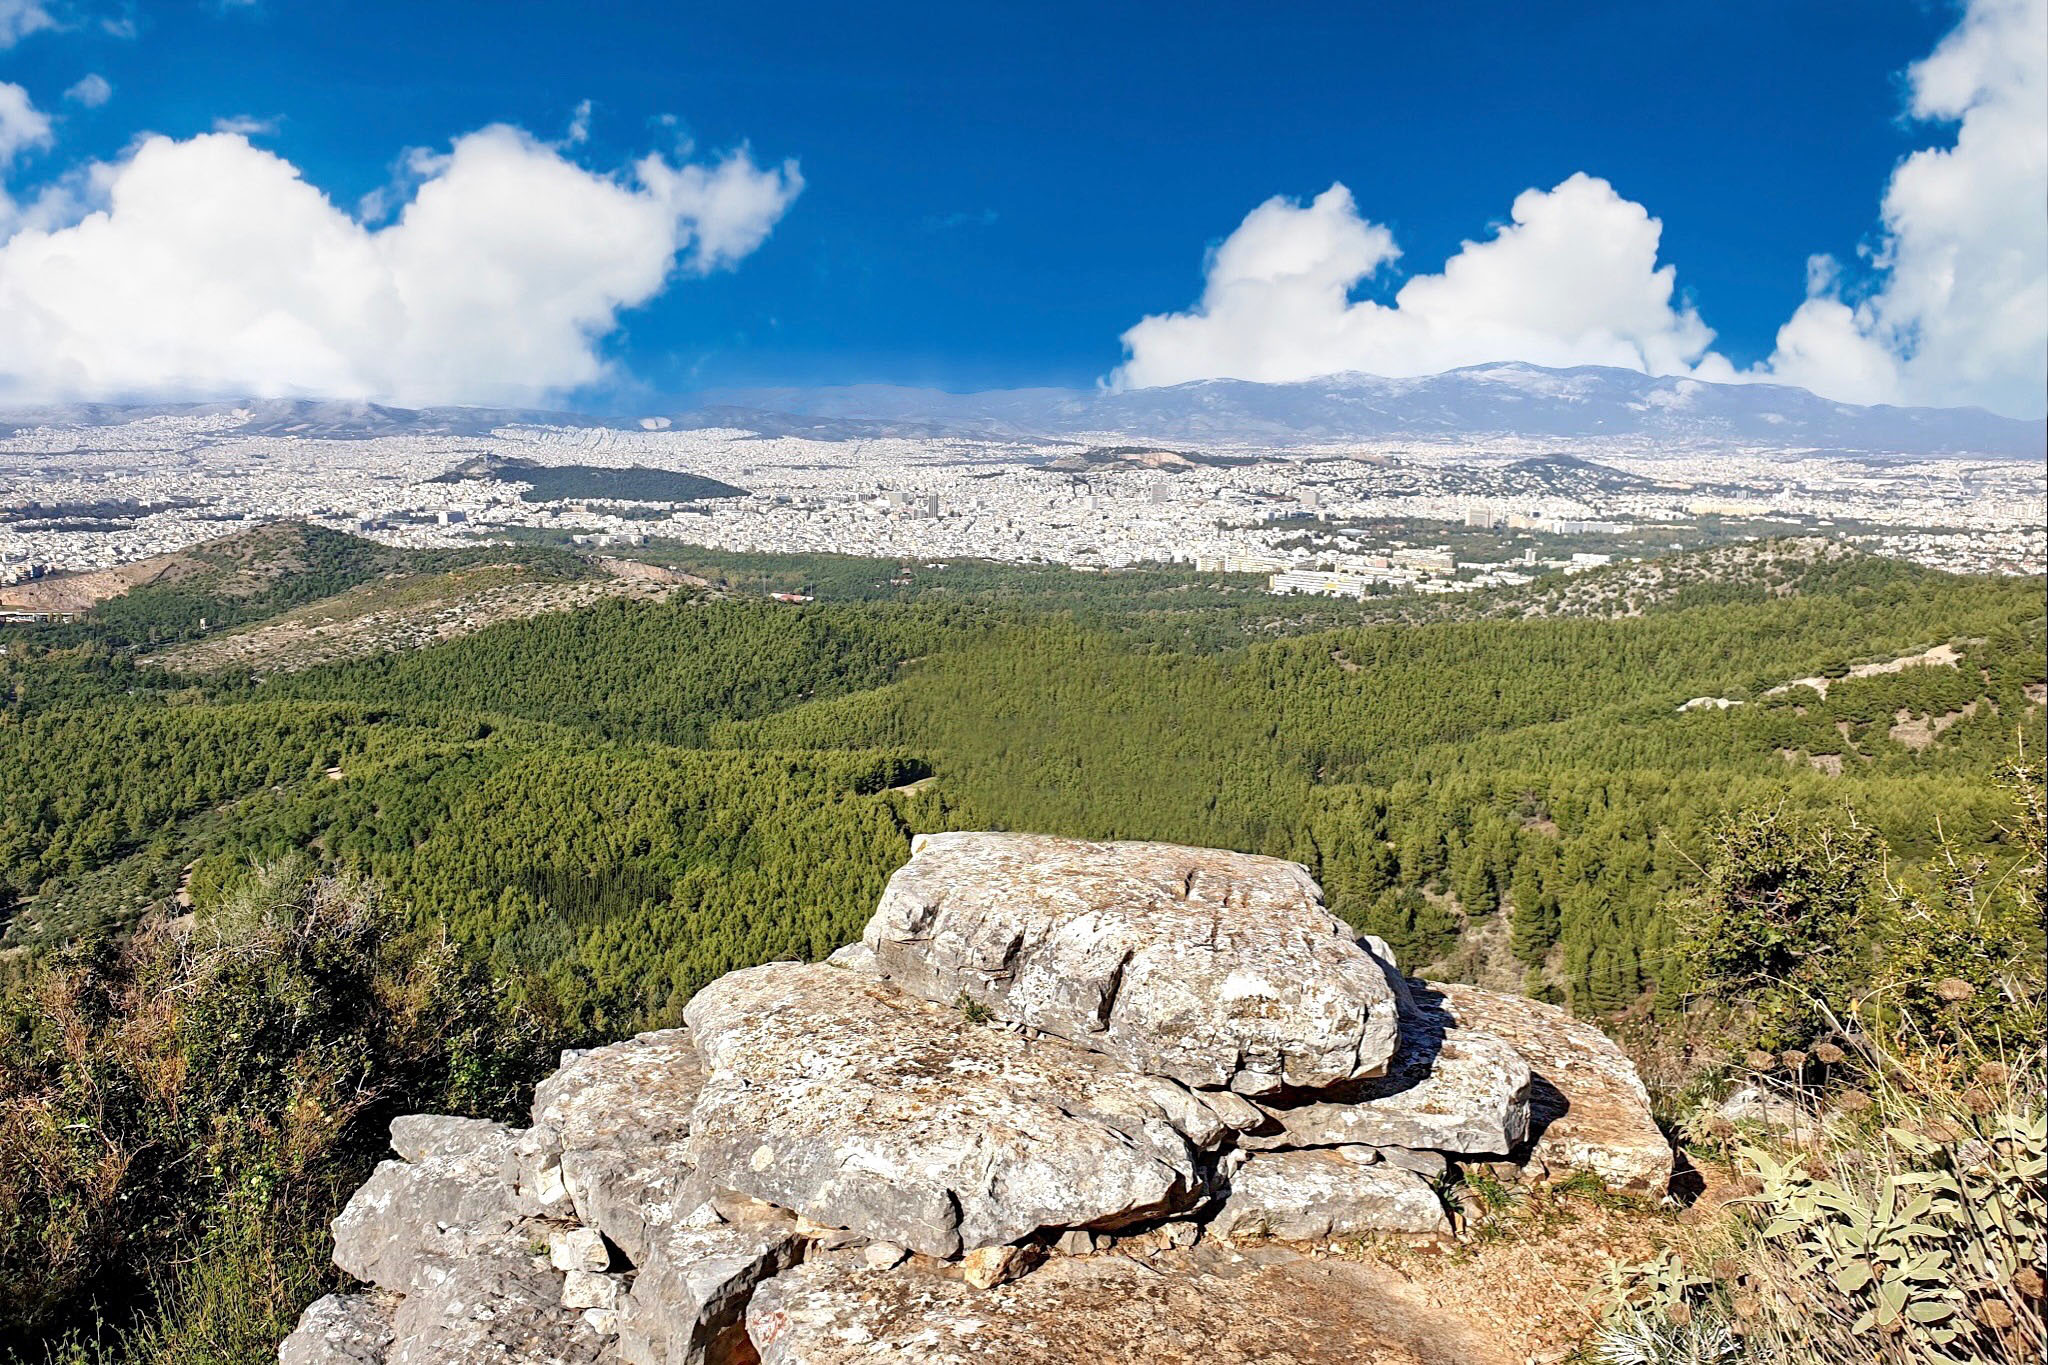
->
[[1677, 808, 1882, 1052]]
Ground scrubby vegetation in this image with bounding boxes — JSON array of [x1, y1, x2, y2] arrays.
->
[[0, 861, 557, 1363], [1593, 761, 2045, 1363]]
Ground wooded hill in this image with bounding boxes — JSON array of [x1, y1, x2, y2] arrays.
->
[[3, 532, 2040, 1036]]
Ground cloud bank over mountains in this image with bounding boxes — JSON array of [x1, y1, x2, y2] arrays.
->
[[1764, 0, 2045, 417], [0, 113, 800, 407], [0, 0, 2038, 416], [1116, 0, 2047, 419]]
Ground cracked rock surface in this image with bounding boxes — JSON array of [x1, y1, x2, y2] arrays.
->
[[683, 960, 1212, 1257], [746, 1246, 1512, 1365], [283, 833, 1668, 1365], [863, 832, 1401, 1093]]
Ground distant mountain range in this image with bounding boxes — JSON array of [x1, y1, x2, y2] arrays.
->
[[3, 364, 2040, 457], [701, 365, 2045, 456]]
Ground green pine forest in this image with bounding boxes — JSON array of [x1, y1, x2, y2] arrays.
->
[[5, 533, 2042, 1033]]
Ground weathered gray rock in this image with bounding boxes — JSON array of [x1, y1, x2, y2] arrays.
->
[[548, 1226, 612, 1273], [331, 1133, 530, 1294], [1357, 933, 1418, 1015], [1371, 1146, 1450, 1178], [561, 1269, 624, 1311], [289, 835, 1677, 1365], [1243, 986, 1532, 1157], [1436, 983, 1674, 1193], [683, 961, 1210, 1258], [861, 832, 1401, 1093], [389, 1116, 521, 1170], [746, 1245, 1495, 1364], [525, 1028, 712, 1265], [386, 1231, 609, 1365], [614, 1207, 804, 1365], [861, 1242, 908, 1270], [278, 1292, 395, 1365], [824, 941, 877, 972], [1716, 1085, 1811, 1133], [532, 1029, 709, 1149], [1210, 1149, 1450, 1241]]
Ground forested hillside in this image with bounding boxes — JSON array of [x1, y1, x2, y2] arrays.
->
[[2, 533, 2042, 1360], [4, 538, 2041, 1026]]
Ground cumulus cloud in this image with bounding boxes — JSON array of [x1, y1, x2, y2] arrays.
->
[[1117, 0, 2046, 418], [1763, 0, 2046, 417], [64, 73, 113, 108], [0, 124, 802, 406], [0, 82, 52, 167], [1115, 174, 1728, 390]]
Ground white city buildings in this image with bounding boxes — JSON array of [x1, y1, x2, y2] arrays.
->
[[2, 414, 2042, 586]]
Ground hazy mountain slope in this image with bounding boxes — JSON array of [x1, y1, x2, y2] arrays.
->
[[702, 364, 2046, 455], [7, 363, 2040, 455]]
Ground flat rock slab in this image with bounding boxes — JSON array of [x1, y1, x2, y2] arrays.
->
[[1436, 983, 1673, 1193], [331, 1129, 530, 1295], [386, 1230, 610, 1365], [1211, 1148, 1449, 1240], [862, 832, 1400, 1093], [532, 1029, 708, 1152], [747, 1245, 1512, 1364], [683, 961, 1210, 1258], [1244, 986, 1532, 1157]]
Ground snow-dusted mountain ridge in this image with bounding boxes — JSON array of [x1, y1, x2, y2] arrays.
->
[[703, 364, 2044, 455]]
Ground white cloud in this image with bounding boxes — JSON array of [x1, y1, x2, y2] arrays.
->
[[0, 82, 52, 166], [1117, 0, 2046, 419], [211, 113, 280, 137], [1763, 0, 2046, 417], [64, 74, 113, 108], [0, 124, 802, 406], [565, 99, 593, 148], [1115, 174, 1729, 390], [0, 0, 53, 47]]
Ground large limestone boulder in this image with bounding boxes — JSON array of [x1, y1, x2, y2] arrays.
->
[[1436, 983, 1673, 1193], [385, 1231, 610, 1365], [1242, 986, 1532, 1157], [682, 960, 1212, 1257], [745, 1245, 1509, 1364], [313, 1116, 616, 1365], [526, 1028, 711, 1264], [861, 833, 1401, 1094], [331, 1121, 531, 1294], [1210, 1148, 1450, 1240]]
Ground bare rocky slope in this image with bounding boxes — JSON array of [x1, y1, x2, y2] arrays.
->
[[280, 833, 1672, 1365]]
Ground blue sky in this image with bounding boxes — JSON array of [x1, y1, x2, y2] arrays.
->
[[1, 0, 2042, 415]]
